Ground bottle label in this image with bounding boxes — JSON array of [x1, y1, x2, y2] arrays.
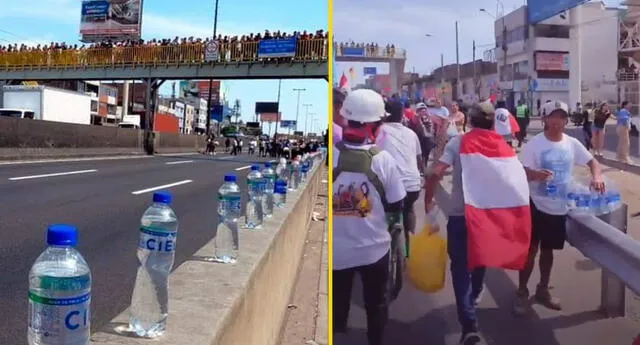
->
[[275, 184, 287, 194], [248, 179, 266, 193], [219, 194, 242, 213], [139, 227, 177, 252], [28, 291, 91, 343]]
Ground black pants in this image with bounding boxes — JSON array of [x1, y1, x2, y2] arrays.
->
[[403, 191, 420, 255], [583, 121, 593, 150], [516, 117, 528, 147], [333, 252, 389, 345]]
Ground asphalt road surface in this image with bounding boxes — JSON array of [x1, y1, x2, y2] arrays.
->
[[0, 152, 274, 344]]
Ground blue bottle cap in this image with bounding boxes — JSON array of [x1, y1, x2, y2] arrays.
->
[[47, 224, 78, 247], [264, 162, 272, 168], [153, 191, 172, 204], [251, 164, 260, 171], [224, 174, 237, 182]]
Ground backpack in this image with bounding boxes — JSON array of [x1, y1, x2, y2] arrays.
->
[[333, 141, 387, 207]]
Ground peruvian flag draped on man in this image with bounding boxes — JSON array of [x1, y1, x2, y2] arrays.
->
[[460, 127, 532, 270]]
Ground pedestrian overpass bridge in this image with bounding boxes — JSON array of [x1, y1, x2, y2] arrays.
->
[[0, 39, 328, 82], [333, 42, 406, 93]]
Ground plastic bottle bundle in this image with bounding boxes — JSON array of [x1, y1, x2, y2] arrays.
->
[[567, 176, 622, 215]]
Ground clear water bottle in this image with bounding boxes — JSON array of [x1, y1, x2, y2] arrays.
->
[[545, 182, 558, 199], [300, 156, 310, 183], [214, 174, 241, 264], [274, 179, 287, 207], [262, 162, 276, 218], [276, 158, 289, 187], [129, 191, 178, 338], [245, 165, 265, 229], [290, 159, 301, 191], [28, 224, 91, 345], [590, 189, 606, 215]]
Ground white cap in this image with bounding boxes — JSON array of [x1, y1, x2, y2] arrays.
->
[[339, 89, 386, 123], [279, 158, 286, 165], [416, 102, 427, 110], [541, 100, 569, 117]]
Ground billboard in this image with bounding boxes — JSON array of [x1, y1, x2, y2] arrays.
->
[[255, 102, 279, 114], [179, 80, 220, 103], [260, 112, 281, 123], [535, 52, 570, 71], [280, 120, 297, 128], [527, 0, 589, 24], [80, 0, 143, 42], [342, 47, 365, 57], [258, 38, 297, 58]]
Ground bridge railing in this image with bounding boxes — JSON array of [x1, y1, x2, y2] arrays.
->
[[0, 38, 328, 70], [333, 42, 406, 59]]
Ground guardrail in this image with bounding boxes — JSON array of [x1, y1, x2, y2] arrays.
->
[[333, 43, 406, 59], [0, 38, 328, 70], [566, 204, 637, 317]]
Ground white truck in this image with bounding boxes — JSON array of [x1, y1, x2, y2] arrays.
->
[[1, 85, 91, 125]]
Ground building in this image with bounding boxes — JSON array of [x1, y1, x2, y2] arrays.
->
[[618, 0, 640, 114], [185, 104, 195, 134], [495, 2, 619, 113], [183, 97, 208, 134]]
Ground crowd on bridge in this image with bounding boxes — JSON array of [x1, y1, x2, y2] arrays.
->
[[334, 41, 405, 58], [0, 29, 328, 66]]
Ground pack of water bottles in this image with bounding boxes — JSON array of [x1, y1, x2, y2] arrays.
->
[[566, 176, 623, 216]]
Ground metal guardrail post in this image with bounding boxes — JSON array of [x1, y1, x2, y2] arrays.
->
[[598, 204, 628, 317]]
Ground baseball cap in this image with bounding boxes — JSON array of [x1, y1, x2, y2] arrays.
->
[[415, 102, 427, 110], [426, 98, 438, 107], [468, 102, 495, 121], [541, 100, 569, 117]]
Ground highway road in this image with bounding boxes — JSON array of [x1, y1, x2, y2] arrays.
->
[[0, 152, 274, 344]]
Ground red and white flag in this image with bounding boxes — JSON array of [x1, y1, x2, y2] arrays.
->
[[339, 72, 350, 91], [460, 129, 532, 271]]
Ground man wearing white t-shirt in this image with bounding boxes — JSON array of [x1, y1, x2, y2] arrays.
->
[[514, 100, 605, 316], [333, 89, 406, 345], [376, 100, 423, 237]]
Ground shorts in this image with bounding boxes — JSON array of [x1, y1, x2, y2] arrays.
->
[[530, 200, 567, 250], [593, 126, 605, 133]]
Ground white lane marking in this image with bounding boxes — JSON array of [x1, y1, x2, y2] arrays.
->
[[165, 160, 194, 165], [219, 156, 236, 160], [131, 180, 193, 195], [0, 155, 149, 166], [157, 152, 199, 157], [9, 169, 98, 181], [235, 165, 252, 171]]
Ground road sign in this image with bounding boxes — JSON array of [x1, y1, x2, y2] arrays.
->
[[281, 120, 297, 128], [527, 0, 589, 24], [205, 40, 219, 62]]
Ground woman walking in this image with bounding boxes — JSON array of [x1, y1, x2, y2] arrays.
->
[[592, 102, 611, 156], [616, 101, 632, 163]]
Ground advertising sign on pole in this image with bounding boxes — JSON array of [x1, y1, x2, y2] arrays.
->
[[80, 0, 143, 42], [205, 40, 219, 62], [280, 120, 297, 129], [260, 112, 282, 123], [210, 104, 224, 122], [527, 0, 589, 24], [258, 38, 297, 58]]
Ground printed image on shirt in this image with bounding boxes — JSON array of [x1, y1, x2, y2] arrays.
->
[[333, 182, 373, 217], [538, 146, 573, 197]]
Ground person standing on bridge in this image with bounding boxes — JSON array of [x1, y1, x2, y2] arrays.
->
[[333, 89, 406, 345], [514, 100, 604, 316]]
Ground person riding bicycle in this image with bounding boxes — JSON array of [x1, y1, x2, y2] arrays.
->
[[333, 89, 406, 345]]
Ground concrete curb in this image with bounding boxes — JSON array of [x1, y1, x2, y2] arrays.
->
[[314, 208, 329, 345], [90, 158, 325, 345]]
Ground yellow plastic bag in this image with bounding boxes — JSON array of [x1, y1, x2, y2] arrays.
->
[[407, 215, 447, 293]]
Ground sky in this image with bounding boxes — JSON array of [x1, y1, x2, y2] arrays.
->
[[0, 0, 328, 134], [334, 0, 624, 85]]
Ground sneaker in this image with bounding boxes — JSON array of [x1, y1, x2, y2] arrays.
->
[[535, 285, 562, 310], [513, 288, 530, 316], [459, 332, 484, 345]]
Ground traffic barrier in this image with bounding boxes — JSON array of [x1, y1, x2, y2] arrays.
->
[[91, 153, 326, 345], [0, 39, 328, 70], [566, 204, 636, 317]]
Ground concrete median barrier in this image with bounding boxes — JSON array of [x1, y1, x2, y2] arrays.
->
[[91, 158, 326, 345], [0, 117, 205, 160]]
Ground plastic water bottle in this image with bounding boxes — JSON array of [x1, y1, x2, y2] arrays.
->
[[129, 191, 178, 338], [290, 159, 301, 191], [28, 224, 91, 345], [300, 156, 310, 183], [603, 178, 622, 214], [276, 158, 289, 187], [262, 162, 276, 218], [274, 179, 287, 208], [214, 174, 241, 264], [545, 182, 558, 199], [245, 165, 264, 229]]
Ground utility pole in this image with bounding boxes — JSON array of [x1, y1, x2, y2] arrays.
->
[[273, 79, 281, 140], [455, 21, 460, 100], [440, 53, 444, 84], [293, 88, 305, 132], [302, 104, 312, 134], [205, 0, 220, 136], [473, 40, 478, 97]]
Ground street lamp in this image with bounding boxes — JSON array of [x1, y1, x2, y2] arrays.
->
[[480, 8, 496, 19], [206, 0, 220, 136], [302, 104, 312, 134], [306, 112, 316, 134], [293, 88, 306, 131]]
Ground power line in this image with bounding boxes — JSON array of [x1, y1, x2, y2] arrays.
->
[[0, 28, 26, 40]]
